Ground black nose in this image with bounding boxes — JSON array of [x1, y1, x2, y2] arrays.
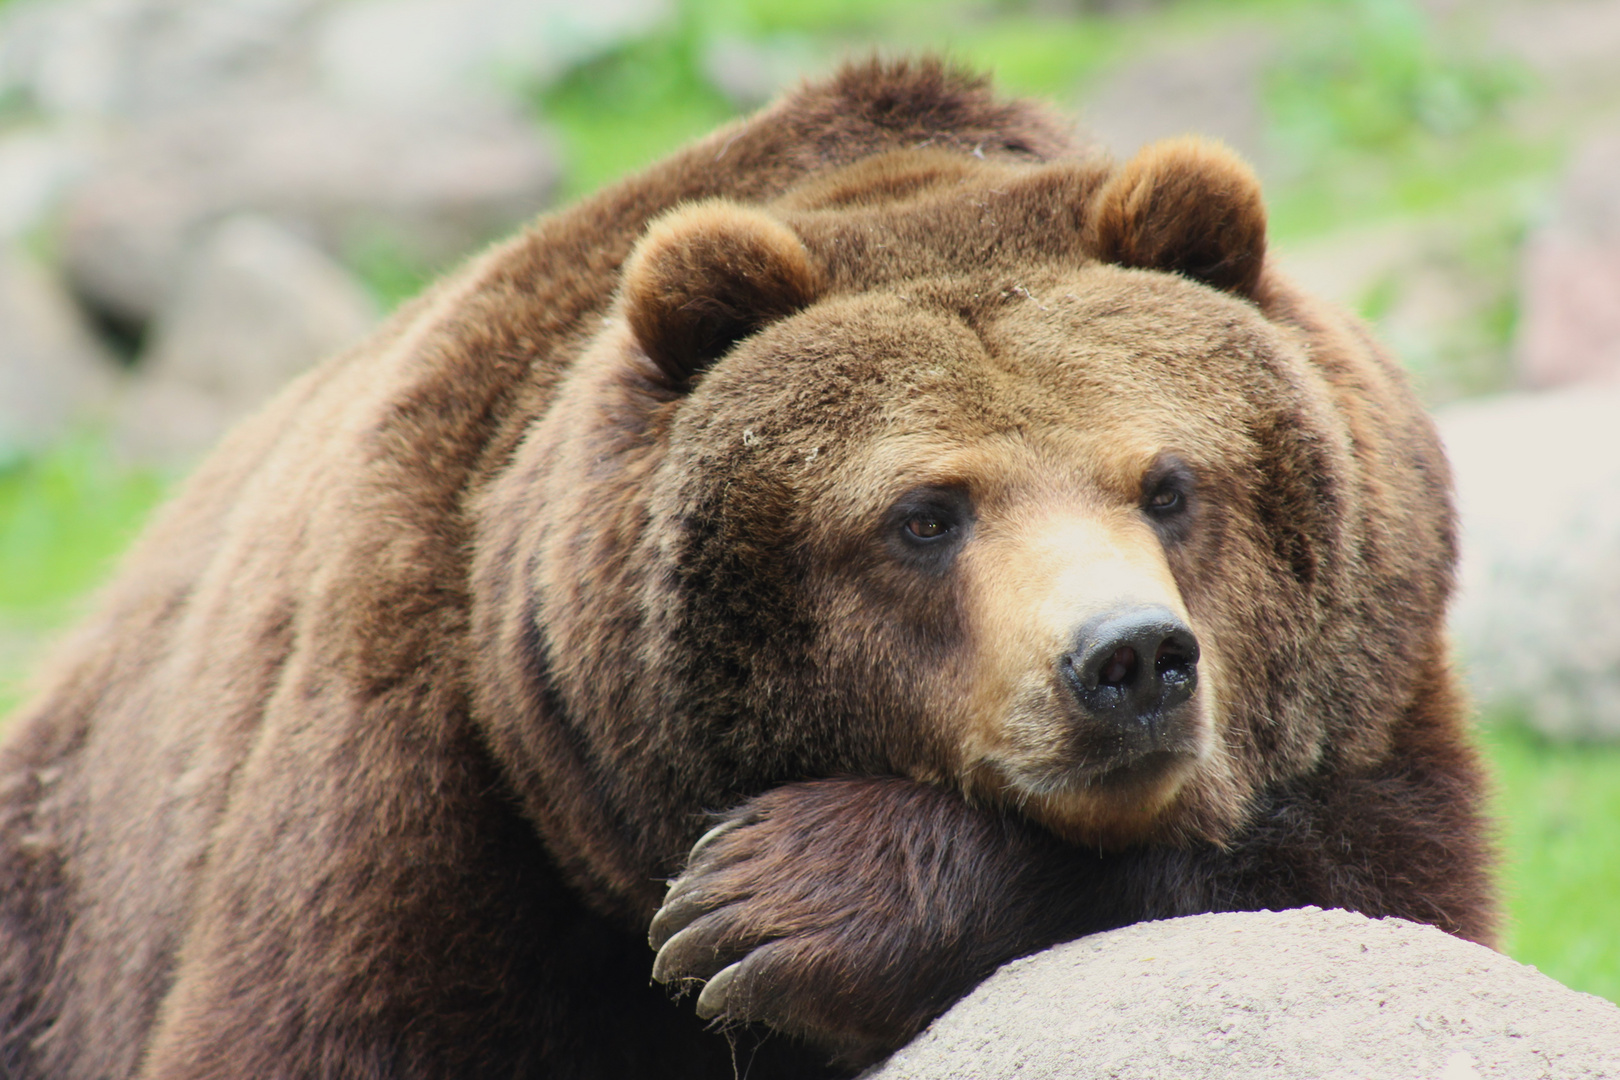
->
[[1060, 606, 1199, 730]]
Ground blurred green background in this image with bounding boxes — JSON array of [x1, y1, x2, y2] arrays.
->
[[2, 0, 1617, 1005]]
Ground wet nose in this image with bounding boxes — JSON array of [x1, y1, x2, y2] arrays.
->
[[1060, 606, 1200, 730]]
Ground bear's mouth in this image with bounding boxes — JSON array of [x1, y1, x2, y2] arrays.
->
[[1003, 741, 1200, 800], [998, 747, 1203, 847], [1001, 677, 1209, 786], [968, 690, 1210, 846]]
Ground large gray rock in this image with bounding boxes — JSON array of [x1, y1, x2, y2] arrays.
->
[[58, 93, 556, 327], [0, 246, 119, 461], [0, 0, 323, 121], [869, 909, 1620, 1080], [0, 0, 668, 122], [115, 213, 376, 464], [2, 0, 572, 330], [0, 126, 97, 242], [314, 0, 671, 108], [1438, 386, 1620, 740]]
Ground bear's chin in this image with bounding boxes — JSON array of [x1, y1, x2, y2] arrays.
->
[[976, 698, 1213, 848], [1010, 749, 1200, 848], [957, 690, 1215, 846]]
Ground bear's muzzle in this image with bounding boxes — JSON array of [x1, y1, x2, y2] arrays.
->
[[1059, 605, 1200, 752]]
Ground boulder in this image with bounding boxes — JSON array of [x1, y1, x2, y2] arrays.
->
[[0, 245, 119, 462], [1437, 386, 1620, 740], [0, 126, 97, 242], [313, 0, 671, 108], [58, 93, 557, 329], [115, 213, 376, 465], [869, 908, 1620, 1080], [0, 0, 322, 122]]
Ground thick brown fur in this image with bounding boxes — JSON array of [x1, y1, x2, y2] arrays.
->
[[0, 58, 1492, 1080]]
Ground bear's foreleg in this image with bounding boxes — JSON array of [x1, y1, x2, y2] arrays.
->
[[647, 777, 1117, 1067], [651, 735, 1493, 1065]]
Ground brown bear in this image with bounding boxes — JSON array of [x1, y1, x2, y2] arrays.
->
[[0, 58, 1493, 1080]]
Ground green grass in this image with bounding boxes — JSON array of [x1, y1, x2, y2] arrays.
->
[[1259, 0, 1549, 242], [534, 20, 739, 204], [1481, 717, 1620, 1004], [0, 438, 165, 617], [343, 230, 441, 313], [0, 438, 168, 716]]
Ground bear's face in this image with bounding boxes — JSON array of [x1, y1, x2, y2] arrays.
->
[[523, 140, 1416, 859], [640, 263, 1329, 848]]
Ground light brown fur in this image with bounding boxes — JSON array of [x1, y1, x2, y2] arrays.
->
[[1, 60, 1490, 1079]]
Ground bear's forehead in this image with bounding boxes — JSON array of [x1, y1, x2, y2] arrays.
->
[[707, 262, 1284, 446], [777, 158, 1097, 290], [679, 262, 1288, 517]]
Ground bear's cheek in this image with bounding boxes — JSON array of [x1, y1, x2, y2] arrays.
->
[[939, 509, 1221, 845]]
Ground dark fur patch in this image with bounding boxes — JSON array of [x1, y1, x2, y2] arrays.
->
[[1086, 137, 1268, 297], [0, 55, 1490, 1080], [624, 203, 824, 388]]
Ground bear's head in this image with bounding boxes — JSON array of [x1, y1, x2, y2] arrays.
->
[[478, 139, 1455, 896]]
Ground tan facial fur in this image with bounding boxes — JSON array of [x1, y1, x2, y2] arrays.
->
[[839, 427, 1220, 849], [765, 267, 1279, 850], [959, 502, 1204, 826]]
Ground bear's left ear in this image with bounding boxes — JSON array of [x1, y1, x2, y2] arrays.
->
[[622, 201, 824, 389], [1084, 137, 1267, 299]]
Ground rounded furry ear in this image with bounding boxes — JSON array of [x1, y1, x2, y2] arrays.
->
[[1085, 138, 1267, 298], [622, 201, 823, 389]]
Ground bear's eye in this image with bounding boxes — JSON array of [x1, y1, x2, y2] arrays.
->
[[887, 487, 973, 569], [1141, 455, 1196, 539], [1146, 487, 1182, 513], [904, 516, 950, 540]]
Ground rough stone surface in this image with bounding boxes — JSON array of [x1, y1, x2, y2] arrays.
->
[[59, 94, 556, 327], [116, 213, 376, 464], [1517, 132, 1620, 389], [0, 246, 119, 460], [868, 908, 1620, 1080], [1437, 385, 1620, 740]]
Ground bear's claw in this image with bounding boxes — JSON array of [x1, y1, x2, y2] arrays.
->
[[649, 912, 752, 986], [693, 961, 738, 1019], [646, 777, 1057, 1067]]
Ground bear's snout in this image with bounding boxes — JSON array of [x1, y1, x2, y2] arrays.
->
[[1060, 606, 1200, 744]]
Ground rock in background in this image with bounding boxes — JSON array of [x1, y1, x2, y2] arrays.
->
[[0, 0, 665, 465], [1438, 117, 1620, 741], [1438, 385, 1620, 742], [116, 214, 378, 464], [869, 909, 1620, 1080], [58, 95, 556, 331], [0, 247, 118, 462]]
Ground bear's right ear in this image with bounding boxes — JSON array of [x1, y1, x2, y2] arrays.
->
[[622, 201, 824, 390], [1084, 137, 1267, 298]]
